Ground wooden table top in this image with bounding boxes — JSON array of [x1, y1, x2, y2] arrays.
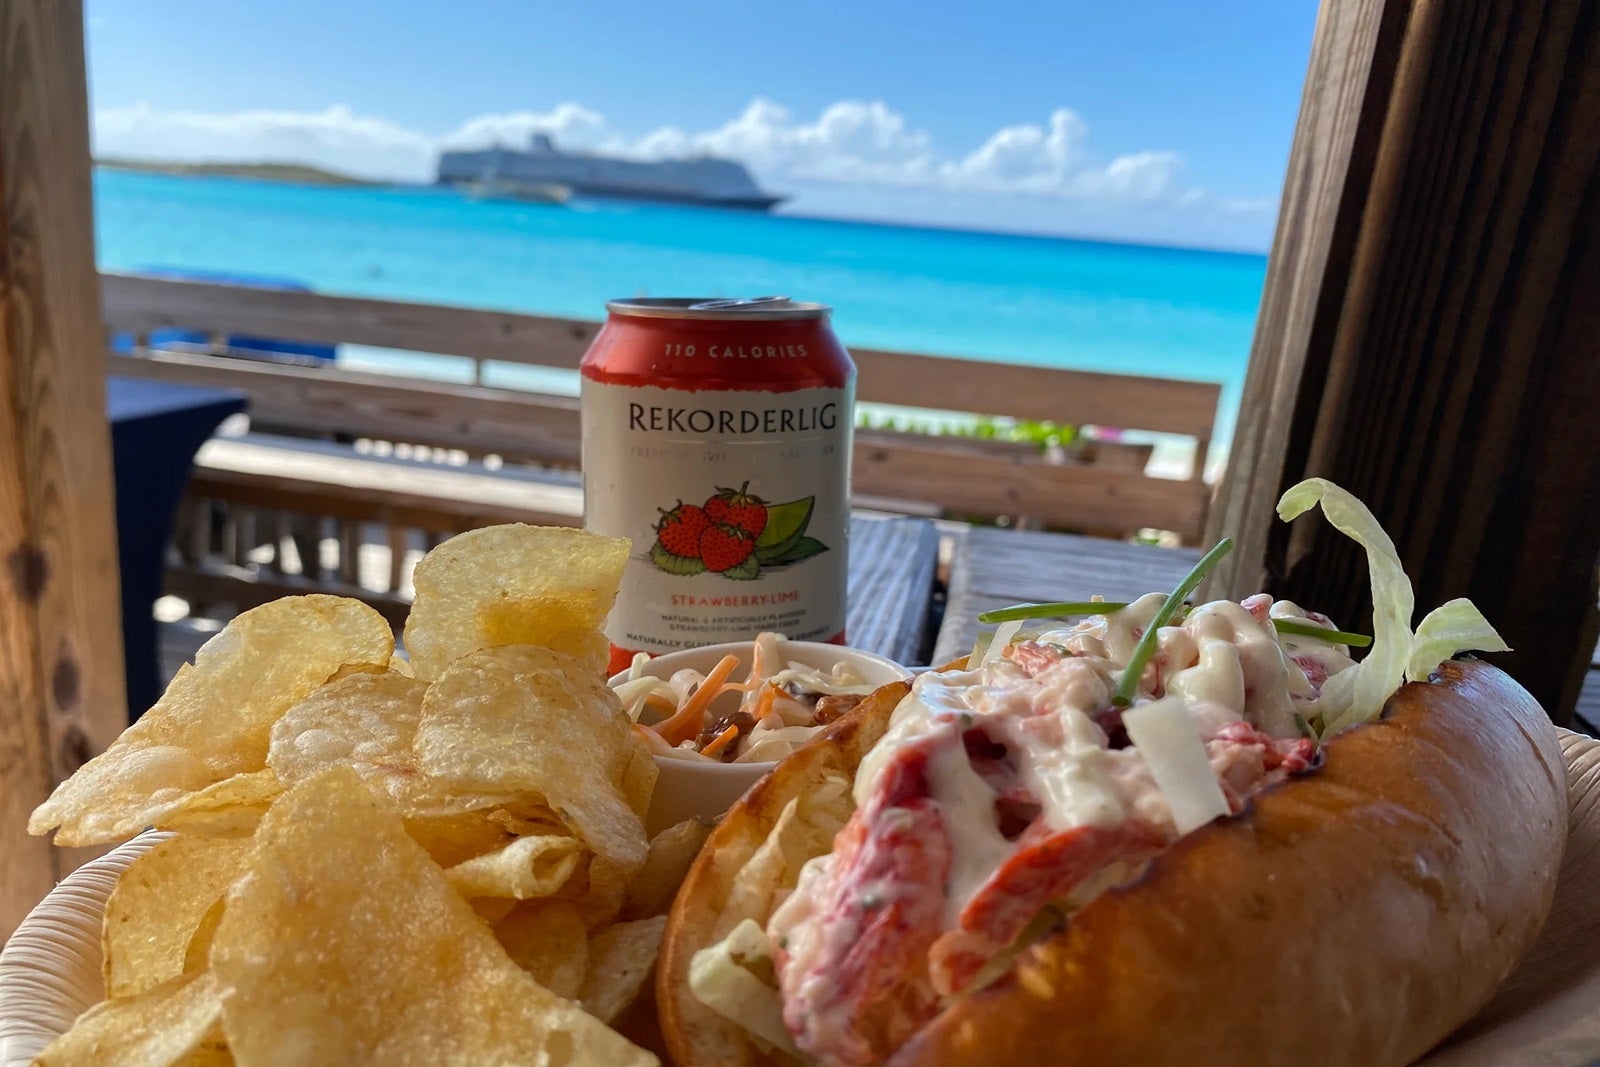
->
[[933, 525, 1202, 665], [846, 515, 940, 667]]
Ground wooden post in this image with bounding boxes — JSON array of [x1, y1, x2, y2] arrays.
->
[[1209, 0, 1600, 723], [0, 1, 127, 936]]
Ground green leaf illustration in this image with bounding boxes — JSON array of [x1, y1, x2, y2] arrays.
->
[[760, 536, 829, 567], [723, 555, 761, 580]]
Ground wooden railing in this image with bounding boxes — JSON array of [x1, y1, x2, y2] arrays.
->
[[103, 272, 1222, 539], [102, 270, 1226, 646]]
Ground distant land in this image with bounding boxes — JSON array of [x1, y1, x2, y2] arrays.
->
[[95, 158, 383, 187]]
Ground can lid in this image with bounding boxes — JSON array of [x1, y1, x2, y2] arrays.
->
[[605, 296, 831, 321]]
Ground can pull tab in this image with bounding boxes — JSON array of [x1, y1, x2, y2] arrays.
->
[[688, 296, 792, 311]]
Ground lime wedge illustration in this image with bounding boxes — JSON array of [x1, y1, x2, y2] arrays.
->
[[755, 496, 815, 557], [761, 537, 828, 566]]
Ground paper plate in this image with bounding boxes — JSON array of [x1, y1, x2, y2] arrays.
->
[[0, 832, 170, 1066], [1, 737, 1595, 1067]]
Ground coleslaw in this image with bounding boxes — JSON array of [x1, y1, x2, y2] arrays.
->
[[612, 632, 882, 764]]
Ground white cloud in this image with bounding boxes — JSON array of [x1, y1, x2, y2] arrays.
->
[[683, 98, 936, 184], [632, 124, 693, 161], [944, 108, 1087, 191], [440, 103, 608, 152], [1070, 150, 1185, 201], [92, 97, 1279, 242]]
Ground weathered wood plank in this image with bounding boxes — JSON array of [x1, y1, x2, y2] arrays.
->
[[854, 439, 1210, 539], [1213, 0, 1600, 722], [1575, 670, 1599, 737], [108, 350, 587, 466], [193, 436, 587, 531], [103, 272, 603, 372], [851, 346, 1220, 445], [932, 527, 1202, 664], [101, 274, 1221, 447], [1204, 0, 1408, 595], [845, 516, 940, 666], [0, 0, 127, 933]]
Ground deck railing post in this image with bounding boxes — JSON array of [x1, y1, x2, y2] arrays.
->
[[0, 0, 129, 935], [1209, 0, 1600, 722]]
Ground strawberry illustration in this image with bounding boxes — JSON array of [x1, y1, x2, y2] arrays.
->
[[654, 501, 709, 559], [699, 522, 756, 573], [704, 482, 768, 540]]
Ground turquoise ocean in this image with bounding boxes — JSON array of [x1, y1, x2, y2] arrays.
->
[[94, 168, 1267, 469]]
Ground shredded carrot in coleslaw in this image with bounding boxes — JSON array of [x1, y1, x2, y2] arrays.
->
[[752, 682, 778, 726], [699, 724, 742, 759], [655, 654, 740, 746]]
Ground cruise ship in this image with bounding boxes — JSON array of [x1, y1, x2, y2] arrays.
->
[[436, 133, 786, 210]]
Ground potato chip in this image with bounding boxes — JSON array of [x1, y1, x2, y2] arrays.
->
[[571, 855, 630, 930], [402, 525, 629, 679], [387, 653, 415, 677], [580, 917, 668, 1024], [268, 672, 426, 804], [183, 897, 226, 976], [402, 809, 517, 869], [492, 901, 589, 999], [148, 769, 281, 838], [32, 971, 224, 1066], [103, 835, 252, 998], [620, 738, 659, 821], [486, 806, 569, 838], [471, 897, 519, 924], [444, 832, 585, 900], [624, 818, 714, 920], [30, 596, 392, 845], [415, 646, 647, 875], [211, 766, 656, 1066]]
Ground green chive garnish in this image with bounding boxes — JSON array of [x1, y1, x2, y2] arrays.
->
[[1113, 538, 1235, 706], [1271, 618, 1373, 648], [977, 600, 1130, 624]]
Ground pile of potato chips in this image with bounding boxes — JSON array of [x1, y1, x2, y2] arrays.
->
[[27, 525, 712, 1066]]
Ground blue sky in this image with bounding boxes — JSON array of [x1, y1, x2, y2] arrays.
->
[[86, 0, 1318, 250]]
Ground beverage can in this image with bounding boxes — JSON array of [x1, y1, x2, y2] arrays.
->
[[580, 297, 855, 673]]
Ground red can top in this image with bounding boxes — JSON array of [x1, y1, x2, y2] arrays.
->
[[581, 296, 855, 392]]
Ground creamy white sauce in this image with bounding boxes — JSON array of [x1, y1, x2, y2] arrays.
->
[[853, 674, 978, 807], [1005, 705, 1126, 831], [924, 732, 1014, 924], [1165, 638, 1246, 711]]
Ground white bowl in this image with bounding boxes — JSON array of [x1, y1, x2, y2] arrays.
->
[[610, 641, 912, 835]]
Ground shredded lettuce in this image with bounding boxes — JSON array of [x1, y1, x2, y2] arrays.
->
[[1406, 597, 1510, 683], [1277, 479, 1415, 737], [1277, 479, 1509, 737], [689, 919, 798, 1055], [977, 620, 1023, 668]]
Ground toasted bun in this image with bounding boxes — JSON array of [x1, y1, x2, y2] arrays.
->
[[659, 660, 1567, 1067]]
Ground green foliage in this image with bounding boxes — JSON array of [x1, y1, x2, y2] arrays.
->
[[855, 411, 1078, 453]]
